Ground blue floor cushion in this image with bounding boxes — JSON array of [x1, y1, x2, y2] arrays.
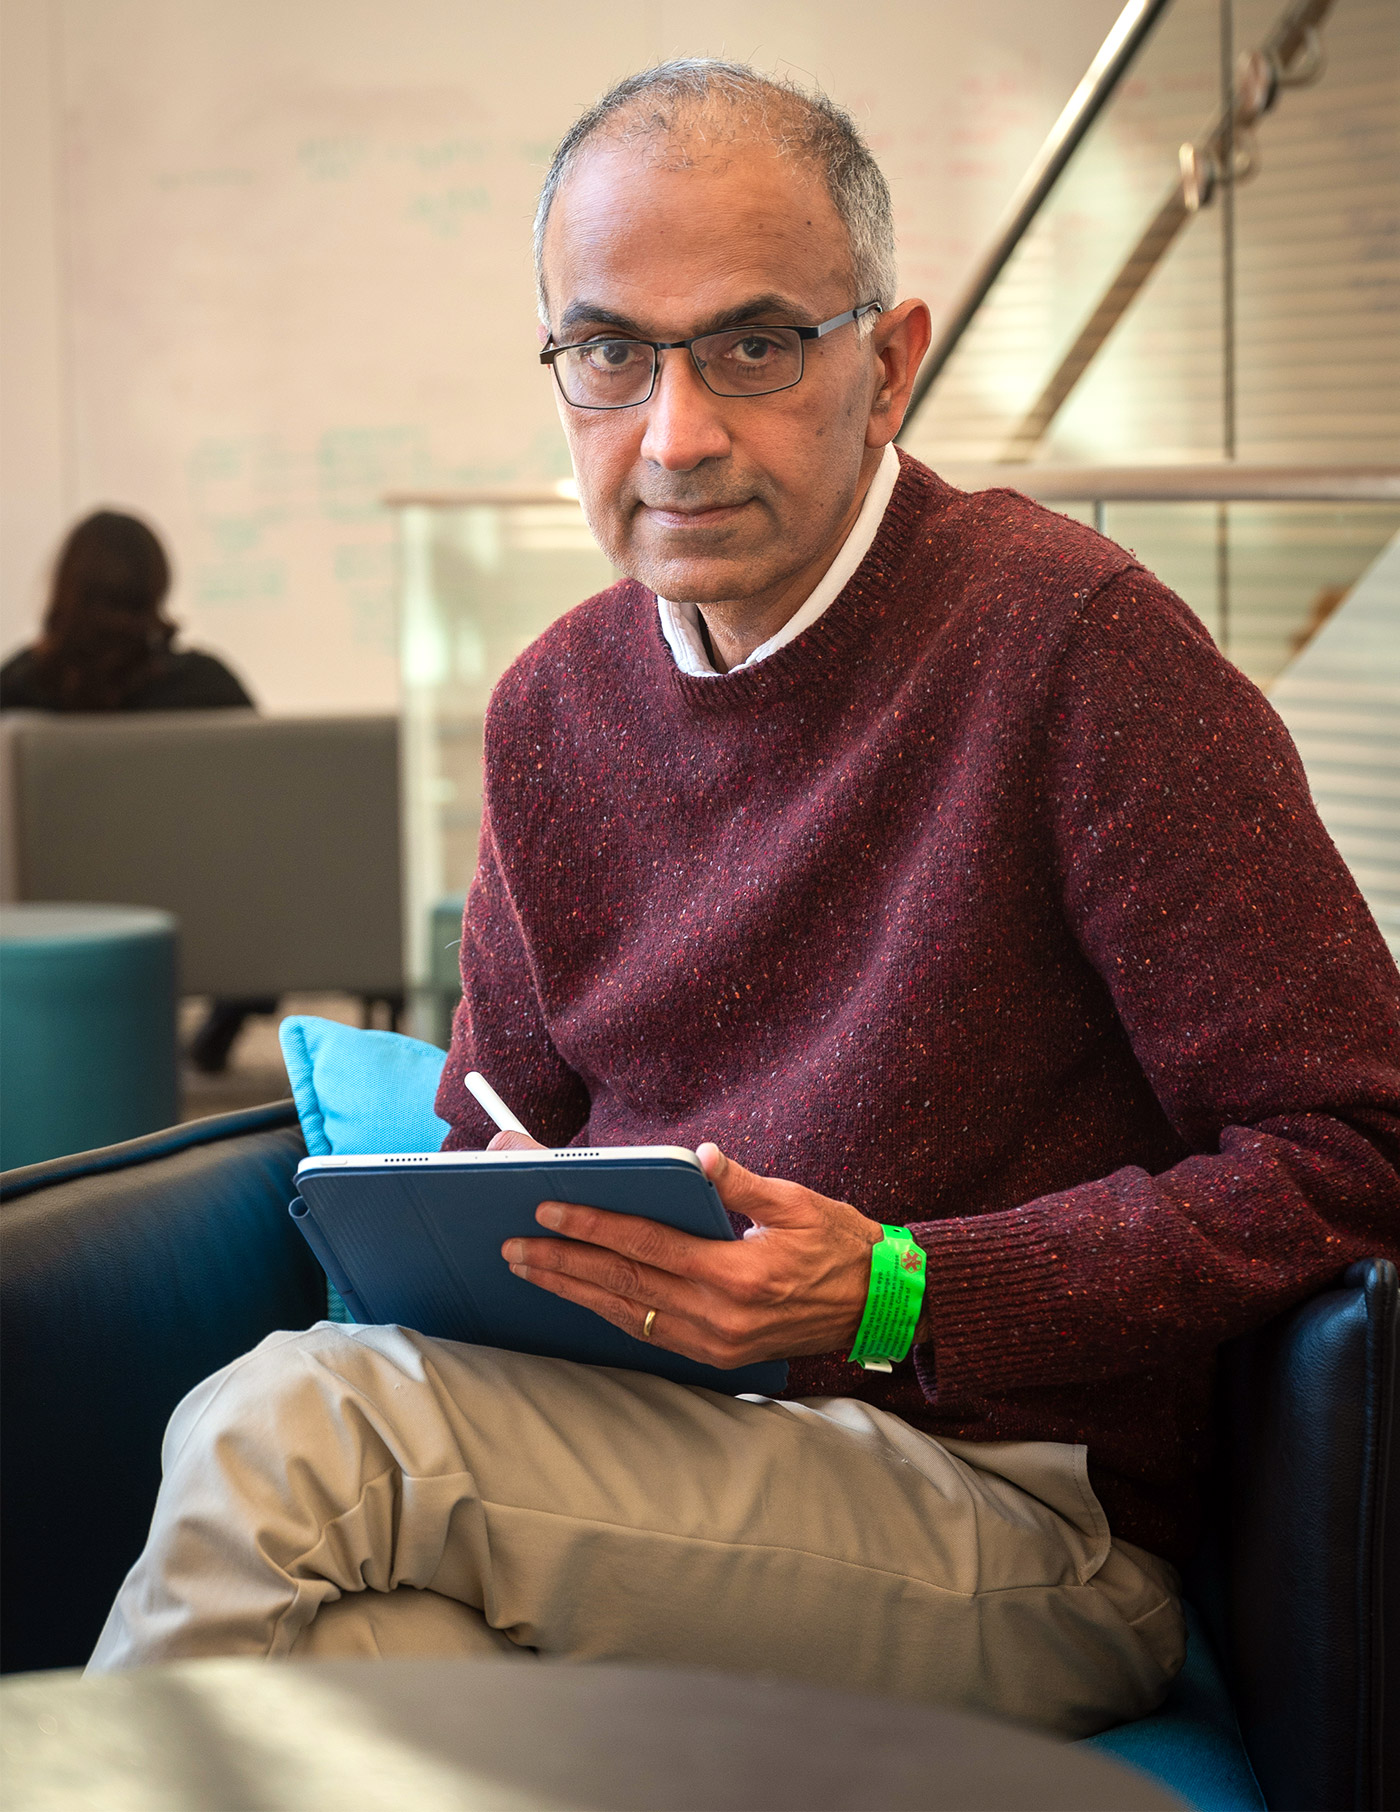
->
[[1083, 1604, 1264, 1810]]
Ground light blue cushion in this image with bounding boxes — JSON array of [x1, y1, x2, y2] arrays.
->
[[1082, 1604, 1264, 1810], [278, 1016, 449, 1157]]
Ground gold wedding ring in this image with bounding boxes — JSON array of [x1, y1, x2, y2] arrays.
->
[[641, 1308, 657, 1340]]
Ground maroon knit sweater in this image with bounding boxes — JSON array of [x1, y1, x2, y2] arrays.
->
[[438, 451, 1400, 1561]]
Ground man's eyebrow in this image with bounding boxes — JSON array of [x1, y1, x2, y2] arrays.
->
[[555, 293, 813, 341], [556, 303, 646, 338]]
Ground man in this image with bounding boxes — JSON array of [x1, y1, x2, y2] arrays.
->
[[92, 61, 1400, 1736]]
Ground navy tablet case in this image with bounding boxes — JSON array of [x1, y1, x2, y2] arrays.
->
[[291, 1152, 789, 1397]]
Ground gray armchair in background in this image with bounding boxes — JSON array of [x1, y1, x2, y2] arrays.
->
[[0, 711, 403, 999]]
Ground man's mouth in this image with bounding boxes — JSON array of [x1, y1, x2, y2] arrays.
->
[[640, 499, 753, 530]]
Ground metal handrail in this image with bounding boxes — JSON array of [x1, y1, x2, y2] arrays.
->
[[997, 0, 1335, 460], [900, 0, 1339, 458], [899, 0, 1173, 428], [383, 468, 1400, 512], [932, 465, 1400, 504], [386, 484, 581, 508]]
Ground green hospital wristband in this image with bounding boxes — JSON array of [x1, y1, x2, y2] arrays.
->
[[848, 1225, 927, 1371]]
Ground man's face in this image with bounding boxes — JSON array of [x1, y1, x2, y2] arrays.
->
[[540, 131, 887, 607]]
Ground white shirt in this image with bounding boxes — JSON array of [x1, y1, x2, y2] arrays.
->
[[657, 443, 901, 677]]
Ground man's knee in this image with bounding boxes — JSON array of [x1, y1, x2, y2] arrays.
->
[[162, 1322, 377, 1471]]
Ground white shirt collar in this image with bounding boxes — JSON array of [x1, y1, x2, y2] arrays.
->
[[657, 443, 900, 678]]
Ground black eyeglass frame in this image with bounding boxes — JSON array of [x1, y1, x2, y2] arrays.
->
[[539, 302, 883, 409]]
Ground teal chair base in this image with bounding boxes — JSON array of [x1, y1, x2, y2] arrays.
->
[[0, 904, 178, 1170]]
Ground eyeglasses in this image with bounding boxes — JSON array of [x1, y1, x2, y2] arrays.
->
[[540, 303, 882, 410]]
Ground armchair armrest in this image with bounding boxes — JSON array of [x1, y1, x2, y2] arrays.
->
[[1214, 1258, 1398, 1812], [0, 1103, 322, 1673]]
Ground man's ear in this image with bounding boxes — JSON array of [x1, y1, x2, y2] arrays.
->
[[866, 299, 933, 448], [537, 323, 551, 346]]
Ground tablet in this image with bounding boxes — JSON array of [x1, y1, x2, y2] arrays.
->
[[290, 1146, 789, 1397]]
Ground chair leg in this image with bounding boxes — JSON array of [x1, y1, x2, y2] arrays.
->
[[359, 995, 406, 1033], [188, 998, 278, 1074]]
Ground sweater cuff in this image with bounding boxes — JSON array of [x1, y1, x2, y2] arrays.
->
[[909, 1203, 1074, 1405]]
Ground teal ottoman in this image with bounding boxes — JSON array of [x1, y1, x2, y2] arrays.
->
[[0, 904, 179, 1171]]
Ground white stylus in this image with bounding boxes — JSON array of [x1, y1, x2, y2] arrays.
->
[[465, 1071, 533, 1139]]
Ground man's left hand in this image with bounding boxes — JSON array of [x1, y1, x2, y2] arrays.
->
[[496, 1134, 880, 1369]]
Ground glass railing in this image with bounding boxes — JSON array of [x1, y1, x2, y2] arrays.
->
[[902, 0, 1399, 955], [905, 0, 1226, 465], [1272, 532, 1399, 959], [928, 466, 1400, 688], [394, 489, 616, 1041], [901, 0, 1399, 469]]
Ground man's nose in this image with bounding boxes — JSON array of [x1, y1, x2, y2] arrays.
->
[[638, 348, 732, 471]]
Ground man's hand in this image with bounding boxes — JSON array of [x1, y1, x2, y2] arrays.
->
[[491, 1130, 880, 1369]]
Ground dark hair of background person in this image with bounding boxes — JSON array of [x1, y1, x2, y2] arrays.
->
[[33, 511, 176, 710], [1, 509, 253, 714]]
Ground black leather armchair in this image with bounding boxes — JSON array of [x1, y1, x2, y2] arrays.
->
[[2, 1104, 1395, 1810], [1208, 1257, 1396, 1810], [1, 1104, 322, 1673]]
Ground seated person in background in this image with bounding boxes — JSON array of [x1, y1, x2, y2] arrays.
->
[[90, 62, 1400, 1736], [1, 508, 268, 1072], [1, 509, 251, 713]]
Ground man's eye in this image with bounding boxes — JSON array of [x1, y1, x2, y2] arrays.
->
[[732, 334, 781, 365], [579, 340, 647, 371]]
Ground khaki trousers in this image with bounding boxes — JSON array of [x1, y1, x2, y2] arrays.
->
[[90, 1323, 1184, 1737]]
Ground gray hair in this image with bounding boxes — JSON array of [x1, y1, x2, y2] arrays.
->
[[533, 59, 896, 325]]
